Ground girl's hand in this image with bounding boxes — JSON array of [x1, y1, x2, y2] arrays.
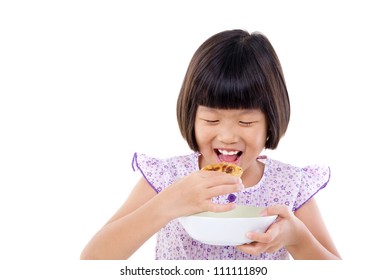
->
[[236, 205, 306, 255], [161, 170, 244, 219]]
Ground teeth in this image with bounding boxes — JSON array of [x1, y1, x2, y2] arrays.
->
[[218, 149, 239, 155]]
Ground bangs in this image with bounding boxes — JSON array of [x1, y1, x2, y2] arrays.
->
[[195, 72, 266, 110], [193, 41, 267, 111]]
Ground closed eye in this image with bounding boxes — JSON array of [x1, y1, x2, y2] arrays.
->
[[239, 121, 256, 127], [201, 119, 219, 125]]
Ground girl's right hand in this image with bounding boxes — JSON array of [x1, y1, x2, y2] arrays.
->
[[160, 170, 244, 219]]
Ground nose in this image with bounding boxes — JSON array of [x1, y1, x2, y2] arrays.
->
[[217, 124, 239, 144]]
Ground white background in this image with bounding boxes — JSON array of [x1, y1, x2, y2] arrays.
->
[[1, 0, 386, 279]]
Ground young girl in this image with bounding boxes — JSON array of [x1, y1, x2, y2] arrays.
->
[[81, 29, 340, 260]]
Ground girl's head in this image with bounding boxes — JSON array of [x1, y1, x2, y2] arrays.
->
[[177, 29, 290, 152]]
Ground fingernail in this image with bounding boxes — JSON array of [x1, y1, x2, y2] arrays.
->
[[246, 232, 253, 239]]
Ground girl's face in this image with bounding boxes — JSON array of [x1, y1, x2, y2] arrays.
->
[[195, 105, 267, 183]]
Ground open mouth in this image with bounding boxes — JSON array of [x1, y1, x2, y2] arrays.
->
[[215, 149, 243, 163]]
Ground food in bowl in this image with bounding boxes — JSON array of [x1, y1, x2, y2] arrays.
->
[[179, 205, 277, 246]]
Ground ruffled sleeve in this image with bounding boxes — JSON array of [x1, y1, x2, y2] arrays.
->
[[131, 152, 199, 194], [293, 165, 331, 212], [132, 152, 165, 193]]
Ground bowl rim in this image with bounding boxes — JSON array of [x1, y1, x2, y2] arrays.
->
[[180, 205, 277, 219]]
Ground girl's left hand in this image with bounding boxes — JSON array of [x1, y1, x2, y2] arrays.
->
[[236, 205, 306, 255]]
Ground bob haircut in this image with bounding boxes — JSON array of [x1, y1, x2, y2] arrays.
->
[[177, 29, 290, 151]]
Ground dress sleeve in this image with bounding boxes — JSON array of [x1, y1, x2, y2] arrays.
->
[[293, 165, 331, 212], [131, 153, 164, 193]]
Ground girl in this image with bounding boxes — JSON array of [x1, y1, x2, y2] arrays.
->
[[81, 29, 340, 260]]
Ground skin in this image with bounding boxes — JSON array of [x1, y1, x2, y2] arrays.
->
[[80, 105, 341, 260]]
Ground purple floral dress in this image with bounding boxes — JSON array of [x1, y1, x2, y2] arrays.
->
[[132, 152, 330, 260]]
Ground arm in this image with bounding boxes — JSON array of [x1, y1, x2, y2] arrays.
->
[[80, 177, 168, 260], [236, 198, 341, 260], [80, 171, 244, 260], [288, 198, 340, 259]]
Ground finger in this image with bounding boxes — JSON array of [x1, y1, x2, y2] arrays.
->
[[206, 182, 244, 198], [237, 242, 280, 255], [207, 202, 237, 213], [260, 204, 292, 218], [265, 244, 281, 254], [246, 231, 273, 244], [236, 242, 267, 255], [199, 170, 243, 184]]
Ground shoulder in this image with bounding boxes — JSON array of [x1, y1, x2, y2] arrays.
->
[[264, 157, 330, 184], [262, 157, 303, 182], [262, 156, 331, 211]]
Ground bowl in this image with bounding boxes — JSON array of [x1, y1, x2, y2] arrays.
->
[[178, 205, 277, 246]]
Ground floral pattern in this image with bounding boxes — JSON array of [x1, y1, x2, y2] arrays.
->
[[132, 152, 330, 260]]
